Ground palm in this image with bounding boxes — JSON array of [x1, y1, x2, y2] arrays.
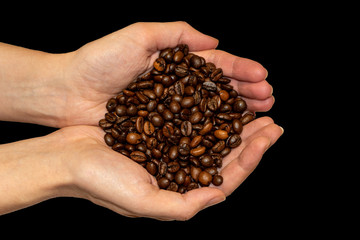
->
[[63, 115, 282, 220]]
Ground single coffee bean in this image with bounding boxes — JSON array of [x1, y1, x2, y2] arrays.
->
[[168, 146, 179, 161], [169, 100, 181, 113], [181, 96, 195, 108], [190, 135, 203, 148], [214, 129, 229, 140], [189, 111, 203, 124], [212, 140, 226, 153], [227, 134, 242, 148], [198, 171, 212, 186], [175, 169, 186, 185], [179, 143, 190, 156], [126, 132, 142, 145], [212, 174, 223, 186], [203, 81, 217, 91], [151, 114, 164, 127], [241, 113, 255, 125], [146, 162, 158, 175], [200, 154, 214, 167], [130, 151, 147, 162], [106, 98, 117, 112], [180, 121, 192, 137], [199, 122, 213, 135], [190, 146, 206, 157], [219, 90, 230, 101], [99, 119, 113, 129], [158, 177, 170, 189], [233, 99, 247, 113], [167, 161, 180, 173], [143, 121, 155, 135], [232, 119, 243, 134], [104, 133, 115, 146], [154, 57, 166, 72], [135, 116, 144, 133], [162, 124, 174, 138]]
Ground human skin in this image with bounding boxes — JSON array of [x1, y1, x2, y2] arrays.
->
[[0, 22, 282, 220]]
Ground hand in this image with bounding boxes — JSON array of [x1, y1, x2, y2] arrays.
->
[[55, 117, 281, 220], [58, 21, 274, 127]]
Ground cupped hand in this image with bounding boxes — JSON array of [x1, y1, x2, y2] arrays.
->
[[57, 117, 282, 221], [59, 21, 273, 127]]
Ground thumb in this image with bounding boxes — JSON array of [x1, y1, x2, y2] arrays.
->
[[122, 21, 219, 52]]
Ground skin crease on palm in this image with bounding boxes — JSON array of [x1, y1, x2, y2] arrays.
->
[[0, 22, 283, 220]]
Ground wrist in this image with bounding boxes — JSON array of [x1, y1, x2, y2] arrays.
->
[[0, 133, 73, 215], [0, 43, 74, 127]]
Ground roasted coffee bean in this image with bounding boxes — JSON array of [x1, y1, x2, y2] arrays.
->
[[233, 99, 247, 113], [212, 140, 226, 153], [199, 122, 213, 135], [106, 98, 117, 112], [135, 116, 144, 133], [189, 111, 203, 124], [200, 154, 214, 167], [203, 81, 217, 91], [241, 113, 255, 125], [162, 124, 174, 138], [158, 177, 170, 189], [168, 161, 180, 173], [220, 147, 231, 157], [207, 98, 218, 111], [169, 100, 181, 113], [190, 146, 206, 157], [146, 162, 158, 175], [212, 175, 223, 186], [219, 90, 230, 101], [143, 121, 155, 135], [104, 133, 115, 146], [214, 129, 229, 140], [198, 171, 212, 186], [168, 146, 179, 161], [181, 96, 195, 108], [227, 134, 242, 148], [179, 143, 190, 156], [175, 169, 186, 185], [181, 121, 192, 136], [99, 119, 113, 129], [99, 44, 256, 193], [190, 135, 203, 148], [154, 57, 166, 72], [126, 132, 142, 145], [151, 114, 164, 127], [130, 151, 147, 162], [232, 119, 243, 134]]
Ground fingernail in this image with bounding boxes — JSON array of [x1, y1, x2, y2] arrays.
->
[[280, 126, 285, 135]]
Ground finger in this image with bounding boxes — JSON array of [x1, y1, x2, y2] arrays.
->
[[193, 49, 268, 83], [140, 185, 225, 221], [230, 78, 273, 100], [221, 117, 275, 168], [125, 21, 219, 53], [218, 124, 284, 196], [219, 137, 271, 196], [242, 95, 275, 112]]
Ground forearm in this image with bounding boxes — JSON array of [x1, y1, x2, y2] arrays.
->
[[0, 134, 71, 215], [0, 42, 71, 127]]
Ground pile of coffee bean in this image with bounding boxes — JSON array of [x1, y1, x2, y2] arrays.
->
[[99, 44, 254, 193]]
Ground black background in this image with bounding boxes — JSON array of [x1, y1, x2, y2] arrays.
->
[[0, 2, 340, 237]]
